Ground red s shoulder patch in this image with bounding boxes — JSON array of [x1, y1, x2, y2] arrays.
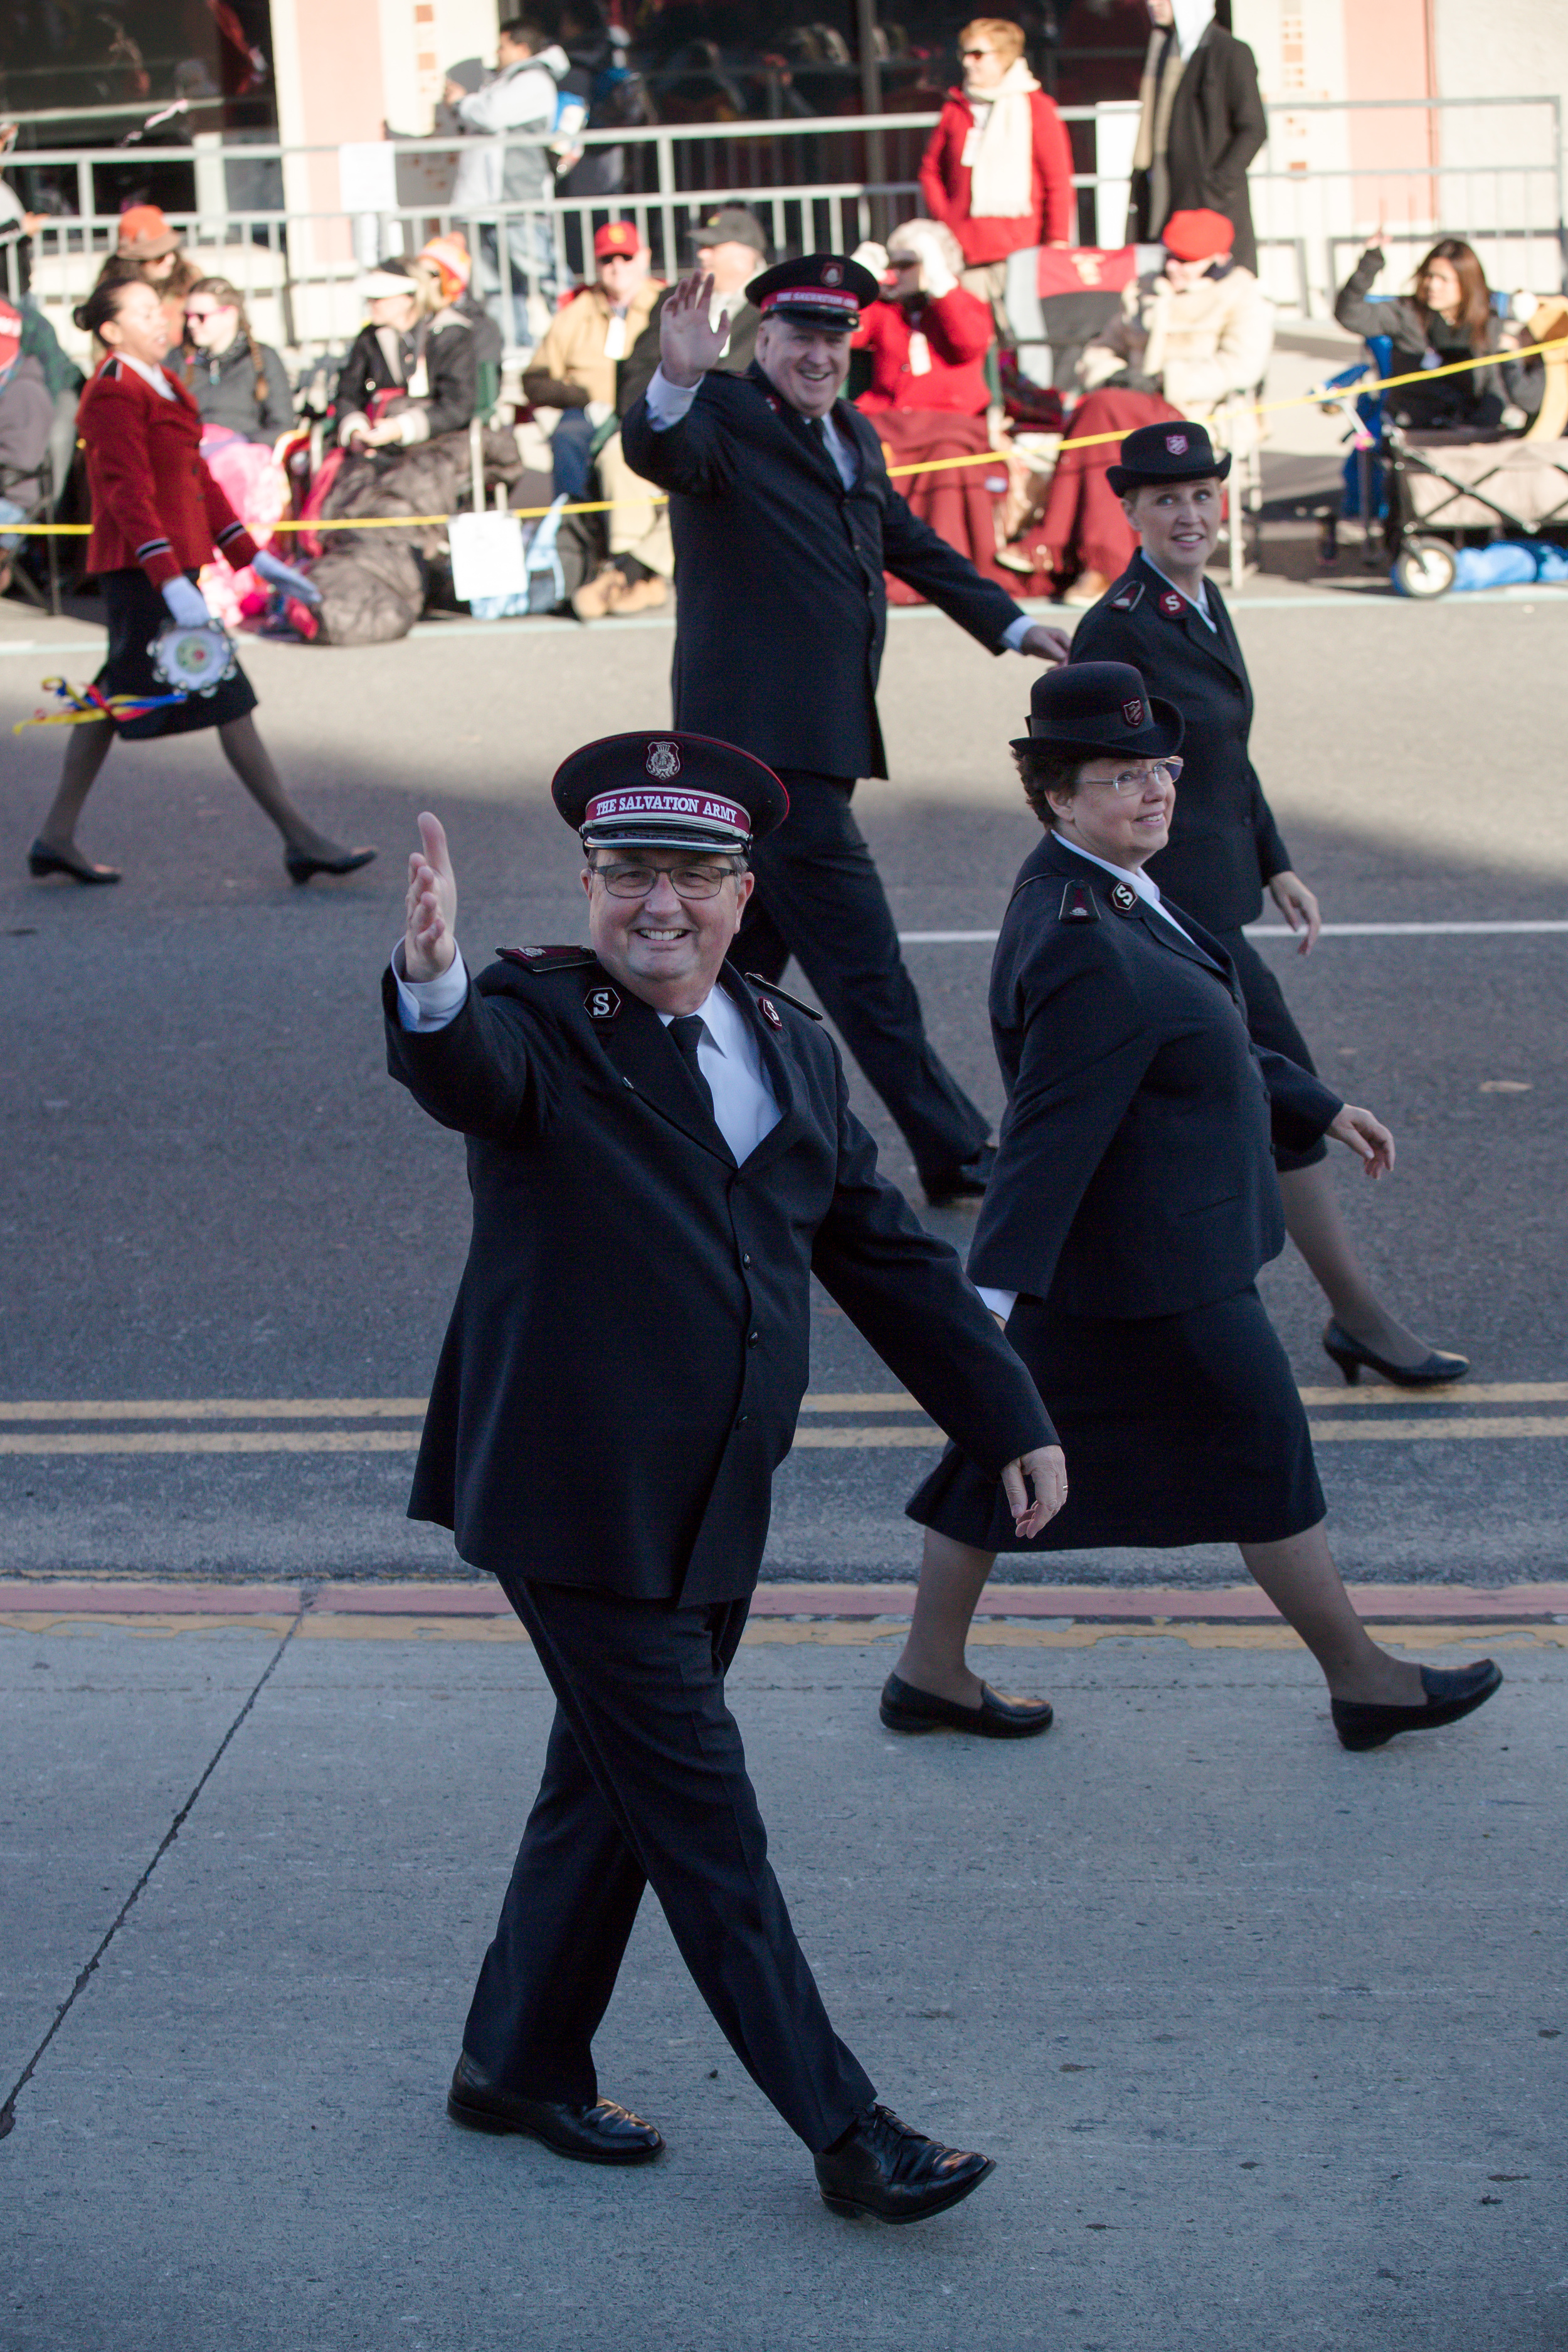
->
[[1158, 590, 1186, 618]]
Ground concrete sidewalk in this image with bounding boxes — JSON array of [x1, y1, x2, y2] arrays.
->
[[3, 1602, 1563, 2352]]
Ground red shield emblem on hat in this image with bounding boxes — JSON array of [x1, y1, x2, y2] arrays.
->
[[822, 263, 842, 285], [645, 739, 681, 780], [1165, 432, 1189, 455], [1122, 697, 1144, 726]]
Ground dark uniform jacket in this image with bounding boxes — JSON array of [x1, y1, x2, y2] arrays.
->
[[1067, 549, 1290, 931], [622, 362, 1027, 779], [384, 951, 1052, 1601], [968, 834, 1342, 1320], [617, 287, 758, 419]]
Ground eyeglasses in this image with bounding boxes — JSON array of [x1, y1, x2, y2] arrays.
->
[[960, 46, 994, 58], [887, 254, 919, 270], [1087, 758, 1184, 795], [184, 307, 217, 322], [592, 861, 740, 900]]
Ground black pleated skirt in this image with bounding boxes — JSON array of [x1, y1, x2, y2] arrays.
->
[[93, 566, 258, 739], [908, 1284, 1325, 1553]]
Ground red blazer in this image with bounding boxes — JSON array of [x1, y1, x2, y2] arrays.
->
[[918, 87, 1076, 263], [851, 287, 993, 415], [79, 355, 258, 586]]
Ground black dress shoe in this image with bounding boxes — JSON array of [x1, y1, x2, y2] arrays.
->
[[446, 2054, 662, 2164], [1322, 1319, 1468, 1389], [921, 1145, 995, 1208], [815, 2104, 995, 2224], [1331, 1659, 1503, 1752], [284, 844, 378, 885], [28, 838, 120, 886], [881, 1670, 1053, 1739]]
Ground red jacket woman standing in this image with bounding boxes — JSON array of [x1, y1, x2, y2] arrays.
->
[[918, 17, 1074, 326], [28, 276, 372, 887]]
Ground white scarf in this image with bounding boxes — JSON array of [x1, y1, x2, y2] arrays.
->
[[1172, 0, 1215, 58], [963, 56, 1040, 221]]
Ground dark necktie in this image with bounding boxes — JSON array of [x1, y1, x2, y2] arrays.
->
[[668, 1015, 715, 1121]]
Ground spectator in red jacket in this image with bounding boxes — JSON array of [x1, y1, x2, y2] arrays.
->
[[918, 18, 1075, 336], [27, 276, 372, 889], [852, 220, 1002, 590]]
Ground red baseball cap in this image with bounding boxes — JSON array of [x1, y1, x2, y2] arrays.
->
[[1162, 209, 1235, 263], [594, 221, 641, 260]]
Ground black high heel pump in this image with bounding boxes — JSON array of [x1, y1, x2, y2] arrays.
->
[[1322, 1319, 1468, 1389]]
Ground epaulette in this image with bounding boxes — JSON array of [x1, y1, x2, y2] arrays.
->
[[1108, 578, 1143, 612], [741, 972, 823, 1022], [1057, 882, 1099, 924], [100, 356, 124, 380], [496, 945, 596, 972]]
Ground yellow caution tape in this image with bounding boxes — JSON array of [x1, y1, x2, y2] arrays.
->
[[16, 336, 1564, 530]]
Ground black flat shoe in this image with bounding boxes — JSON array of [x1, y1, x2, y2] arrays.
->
[[446, 2054, 662, 2164], [1322, 1318, 1468, 1388], [815, 2104, 995, 2224], [1331, 1659, 1503, 1752], [28, 838, 120, 886], [881, 1670, 1053, 1740], [285, 844, 378, 886], [922, 1144, 995, 1209]]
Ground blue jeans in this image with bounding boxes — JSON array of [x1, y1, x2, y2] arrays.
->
[[549, 408, 594, 501]]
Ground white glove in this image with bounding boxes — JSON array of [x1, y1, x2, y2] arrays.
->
[[851, 240, 889, 281], [901, 221, 957, 299], [253, 548, 322, 606], [161, 576, 211, 629]]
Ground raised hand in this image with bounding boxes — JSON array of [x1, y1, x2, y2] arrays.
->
[[659, 272, 731, 388], [405, 811, 457, 982]]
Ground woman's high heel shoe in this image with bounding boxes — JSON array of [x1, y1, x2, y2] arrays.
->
[[1322, 1319, 1469, 1389], [28, 838, 120, 886], [284, 844, 377, 886]]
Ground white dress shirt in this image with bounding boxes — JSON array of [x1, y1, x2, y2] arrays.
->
[[973, 836, 1210, 1326], [642, 366, 1037, 654], [391, 946, 783, 1165]]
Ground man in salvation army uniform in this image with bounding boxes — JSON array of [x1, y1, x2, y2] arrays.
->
[[384, 728, 1066, 2223]]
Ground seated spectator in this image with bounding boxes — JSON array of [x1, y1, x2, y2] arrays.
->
[[177, 278, 295, 443], [0, 295, 54, 596], [334, 260, 477, 451], [521, 220, 669, 617], [1335, 237, 1543, 434], [1034, 206, 1271, 604], [413, 232, 504, 388], [918, 18, 1074, 336], [97, 206, 201, 341], [850, 219, 1002, 591], [618, 205, 768, 417]]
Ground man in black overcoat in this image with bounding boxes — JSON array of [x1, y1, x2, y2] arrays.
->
[[384, 728, 1064, 2223], [621, 254, 1069, 1207], [1126, 3, 1267, 274]]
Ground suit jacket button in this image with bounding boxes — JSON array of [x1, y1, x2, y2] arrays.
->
[[748, 1328, 760, 1345], [741, 1252, 751, 1266], [735, 1414, 750, 1429]]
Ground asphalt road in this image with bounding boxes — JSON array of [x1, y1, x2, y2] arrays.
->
[[3, 578, 1567, 1583]]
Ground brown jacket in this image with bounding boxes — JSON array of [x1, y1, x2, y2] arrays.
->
[[521, 278, 664, 411]]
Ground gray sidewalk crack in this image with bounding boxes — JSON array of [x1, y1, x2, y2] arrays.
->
[[0, 1605, 305, 2143]]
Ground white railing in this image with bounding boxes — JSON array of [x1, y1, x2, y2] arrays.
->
[[4, 96, 1562, 375]]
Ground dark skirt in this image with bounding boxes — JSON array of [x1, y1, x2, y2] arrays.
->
[[93, 566, 258, 739], [907, 1284, 1325, 1554], [1213, 927, 1328, 1172]]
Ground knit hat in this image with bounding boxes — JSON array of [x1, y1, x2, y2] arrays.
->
[[1161, 209, 1235, 263], [116, 204, 181, 260], [418, 233, 472, 301]]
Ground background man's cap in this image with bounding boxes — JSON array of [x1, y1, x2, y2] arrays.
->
[[1010, 662, 1184, 760], [1161, 208, 1235, 263], [115, 204, 181, 260], [746, 254, 879, 331], [685, 204, 768, 257], [553, 732, 790, 855], [594, 220, 641, 260], [1106, 417, 1231, 495]]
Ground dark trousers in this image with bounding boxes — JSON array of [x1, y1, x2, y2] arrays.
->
[[550, 407, 594, 502], [462, 1578, 875, 2153], [727, 769, 989, 1184]]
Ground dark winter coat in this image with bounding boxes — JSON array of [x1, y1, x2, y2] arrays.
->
[[1129, 25, 1267, 277]]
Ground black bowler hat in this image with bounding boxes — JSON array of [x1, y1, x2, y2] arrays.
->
[[746, 253, 879, 331], [1106, 417, 1231, 497], [1010, 662, 1184, 760], [684, 204, 768, 258], [552, 731, 790, 855]]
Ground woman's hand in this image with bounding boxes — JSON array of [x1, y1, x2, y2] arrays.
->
[[1328, 1103, 1395, 1179], [1019, 623, 1071, 663], [1001, 1444, 1068, 1539], [1268, 867, 1322, 953], [405, 812, 457, 982], [659, 272, 731, 388]]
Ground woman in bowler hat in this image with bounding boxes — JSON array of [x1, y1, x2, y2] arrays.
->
[[1070, 418, 1467, 1392], [881, 662, 1501, 1755]]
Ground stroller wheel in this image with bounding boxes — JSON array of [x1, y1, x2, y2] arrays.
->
[[1393, 536, 1457, 599]]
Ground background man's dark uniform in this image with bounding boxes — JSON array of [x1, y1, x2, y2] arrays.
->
[[384, 918, 1051, 2148], [622, 350, 1038, 1195]]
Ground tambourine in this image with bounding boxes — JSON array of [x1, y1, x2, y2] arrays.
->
[[146, 619, 239, 697]]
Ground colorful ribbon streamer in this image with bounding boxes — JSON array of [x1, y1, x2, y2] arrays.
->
[[11, 675, 190, 734]]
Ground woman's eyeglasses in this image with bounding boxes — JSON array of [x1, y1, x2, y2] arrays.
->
[[1093, 758, 1184, 795]]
